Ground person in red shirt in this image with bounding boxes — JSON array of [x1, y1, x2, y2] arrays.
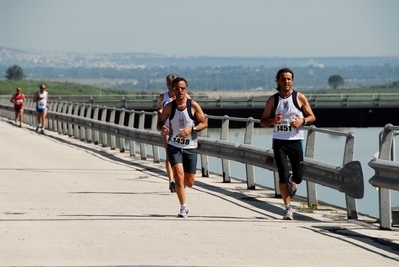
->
[[10, 87, 26, 127]]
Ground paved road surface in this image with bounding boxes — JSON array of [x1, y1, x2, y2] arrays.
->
[[1, 118, 398, 266]]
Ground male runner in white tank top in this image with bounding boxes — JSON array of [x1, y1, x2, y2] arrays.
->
[[157, 77, 208, 218], [157, 74, 179, 192], [33, 84, 49, 134], [260, 68, 316, 220]]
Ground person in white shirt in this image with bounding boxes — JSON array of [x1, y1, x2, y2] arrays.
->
[[157, 74, 192, 193], [157, 77, 208, 218], [260, 68, 316, 220], [33, 84, 49, 134]]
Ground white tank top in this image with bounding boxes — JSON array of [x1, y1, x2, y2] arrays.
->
[[37, 91, 48, 109], [162, 91, 173, 126], [273, 91, 304, 140], [162, 91, 173, 108], [167, 99, 197, 149]]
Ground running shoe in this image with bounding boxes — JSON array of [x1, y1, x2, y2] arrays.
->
[[283, 208, 294, 220], [287, 174, 297, 198], [41, 129, 45, 134], [178, 206, 189, 218], [169, 180, 176, 193]]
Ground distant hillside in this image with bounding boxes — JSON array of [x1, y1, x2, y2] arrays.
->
[[1, 46, 398, 91], [1, 46, 399, 69]]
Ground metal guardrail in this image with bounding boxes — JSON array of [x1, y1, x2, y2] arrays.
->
[[2, 93, 399, 108], [0, 98, 365, 220], [368, 123, 399, 230]]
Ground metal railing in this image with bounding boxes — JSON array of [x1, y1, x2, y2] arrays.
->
[[368, 123, 399, 230], [1, 98, 365, 220], [2, 93, 399, 108]]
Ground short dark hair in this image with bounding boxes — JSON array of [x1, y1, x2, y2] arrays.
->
[[166, 73, 178, 83], [172, 76, 188, 87], [275, 68, 294, 91], [40, 84, 46, 89]]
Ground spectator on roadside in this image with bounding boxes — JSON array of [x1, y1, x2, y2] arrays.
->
[[260, 68, 316, 220]]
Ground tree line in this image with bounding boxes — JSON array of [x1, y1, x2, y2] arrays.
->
[[3, 64, 399, 91]]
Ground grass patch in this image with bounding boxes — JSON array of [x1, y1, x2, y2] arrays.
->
[[298, 203, 320, 213]]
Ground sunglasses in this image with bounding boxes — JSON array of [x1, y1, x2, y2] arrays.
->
[[173, 86, 186, 91]]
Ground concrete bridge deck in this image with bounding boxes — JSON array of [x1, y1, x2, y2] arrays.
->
[[1, 118, 399, 267]]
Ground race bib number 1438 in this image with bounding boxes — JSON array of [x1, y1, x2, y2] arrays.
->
[[172, 137, 190, 145]]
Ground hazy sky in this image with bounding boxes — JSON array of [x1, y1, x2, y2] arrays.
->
[[1, 0, 398, 57]]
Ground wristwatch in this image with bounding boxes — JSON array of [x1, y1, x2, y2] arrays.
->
[[192, 126, 197, 133], [303, 118, 307, 125]]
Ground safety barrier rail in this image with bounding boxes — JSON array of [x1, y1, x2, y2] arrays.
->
[[2, 93, 399, 108], [368, 123, 399, 230], [0, 98, 364, 220]]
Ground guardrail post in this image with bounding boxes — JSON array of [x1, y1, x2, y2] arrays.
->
[[118, 109, 126, 152], [138, 111, 147, 160], [128, 111, 136, 156], [110, 108, 117, 150], [56, 102, 64, 134], [48, 102, 56, 131], [122, 95, 127, 109], [30, 100, 36, 126], [79, 105, 86, 141], [221, 115, 231, 182], [51, 102, 58, 132], [26, 100, 34, 126], [244, 118, 255, 189], [341, 95, 348, 107], [305, 125, 317, 205], [61, 103, 68, 135], [31, 100, 36, 126], [343, 132, 359, 219], [100, 107, 108, 148], [151, 111, 160, 163], [200, 126, 210, 177], [217, 96, 222, 108], [247, 96, 253, 107], [85, 105, 93, 143], [73, 104, 80, 139], [379, 186, 392, 230], [93, 106, 100, 145], [377, 124, 395, 229], [33, 101, 41, 129], [67, 103, 74, 137], [4, 103, 11, 120]]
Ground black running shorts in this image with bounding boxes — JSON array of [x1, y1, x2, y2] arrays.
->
[[167, 145, 197, 174]]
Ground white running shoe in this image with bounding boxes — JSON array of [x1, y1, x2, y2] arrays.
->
[[178, 206, 189, 218], [283, 208, 294, 220]]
